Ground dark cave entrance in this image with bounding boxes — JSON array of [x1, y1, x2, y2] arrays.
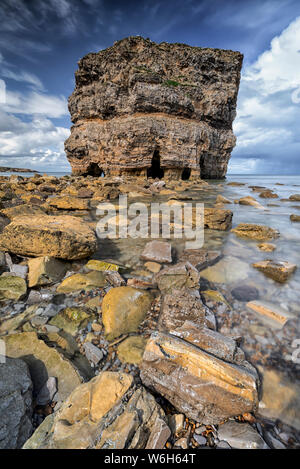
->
[[147, 150, 164, 179], [181, 167, 191, 180], [86, 162, 105, 177]]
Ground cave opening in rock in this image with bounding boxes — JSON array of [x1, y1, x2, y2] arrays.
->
[[86, 162, 105, 177], [147, 149, 164, 179], [181, 167, 191, 180]]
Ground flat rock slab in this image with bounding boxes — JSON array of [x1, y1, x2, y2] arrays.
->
[[141, 331, 259, 424], [252, 260, 297, 283], [140, 241, 172, 264], [246, 300, 293, 328], [154, 261, 200, 293]]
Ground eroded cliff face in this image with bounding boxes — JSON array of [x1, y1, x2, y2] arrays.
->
[[65, 36, 243, 179]]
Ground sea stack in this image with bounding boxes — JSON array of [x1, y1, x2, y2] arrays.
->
[[65, 36, 243, 180]]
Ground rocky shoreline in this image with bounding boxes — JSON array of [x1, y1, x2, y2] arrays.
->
[[0, 172, 299, 449]]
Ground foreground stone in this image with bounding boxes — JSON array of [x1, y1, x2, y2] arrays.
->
[[154, 261, 200, 293], [56, 271, 107, 293], [45, 196, 89, 210], [217, 421, 268, 449], [290, 214, 300, 222], [0, 358, 33, 449], [0, 215, 97, 260], [117, 336, 147, 364], [141, 331, 259, 424], [252, 260, 297, 283], [49, 307, 96, 336], [140, 240, 172, 264], [231, 223, 279, 241], [28, 256, 67, 287], [23, 372, 169, 449], [0, 275, 27, 300], [3, 332, 90, 402], [236, 196, 265, 210], [102, 286, 153, 340]]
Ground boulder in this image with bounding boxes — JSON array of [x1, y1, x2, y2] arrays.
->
[[259, 190, 278, 199], [246, 300, 292, 327], [102, 286, 153, 340], [0, 215, 97, 260], [252, 260, 297, 283], [231, 284, 259, 302], [216, 195, 232, 204], [290, 214, 300, 222], [45, 196, 89, 210], [236, 196, 265, 210], [1, 204, 45, 219], [289, 194, 300, 201], [28, 256, 67, 287], [0, 358, 33, 449], [231, 223, 280, 241], [23, 372, 168, 449], [257, 242, 276, 252], [140, 331, 259, 424]]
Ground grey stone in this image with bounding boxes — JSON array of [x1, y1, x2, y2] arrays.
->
[[217, 421, 269, 449], [83, 342, 104, 365], [141, 240, 172, 264], [36, 377, 58, 406], [0, 357, 33, 449]]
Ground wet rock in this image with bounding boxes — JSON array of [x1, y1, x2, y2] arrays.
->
[[201, 256, 249, 284], [290, 214, 300, 222], [204, 208, 233, 230], [216, 195, 232, 204], [236, 196, 265, 210], [0, 357, 33, 449], [102, 286, 153, 341], [252, 259, 297, 283], [246, 301, 292, 327], [49, 307, 95, 336], [24, 372, 167, 449], [231, 223, 279, 241], [140, 331, 259, 424], [257, 242, 276, 252], [231, 284, 259, 302], [28, 256, 67, 288], [258, 369, 300, 431], [3, 332, 89, 402], [158, 289, 207, 331], [85, 259, 119, 271], [154, 261, 200, 294], [259, 190, 278, 199], [56, 271, 107, 293], [0, 275, 27, 300], [140, 240, 172, 264], [217, 421, 268, 449], [179, 248, 222, 271], [0, 215, 97, 260], [289, 194, 300, 201], [117, 336, 147, 364]]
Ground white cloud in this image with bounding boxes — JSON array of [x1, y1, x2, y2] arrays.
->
[[0, 110, 70, 170], [231, 16, 300, 174], [3, 90, 68, 118], [0, 68, 44, 90]]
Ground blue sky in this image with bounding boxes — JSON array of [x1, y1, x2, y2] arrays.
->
[[0, 0, 299, 174]]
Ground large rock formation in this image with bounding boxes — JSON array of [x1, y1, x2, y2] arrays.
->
[[65, 36, 243, 180]]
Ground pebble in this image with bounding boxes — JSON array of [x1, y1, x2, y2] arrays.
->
[[193, 434, 207, 446]]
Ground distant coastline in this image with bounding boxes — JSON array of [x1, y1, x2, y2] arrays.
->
[[0, 166, 39, 173]]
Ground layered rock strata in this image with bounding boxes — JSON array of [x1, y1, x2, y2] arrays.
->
[[65, 36, 243, 179]]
